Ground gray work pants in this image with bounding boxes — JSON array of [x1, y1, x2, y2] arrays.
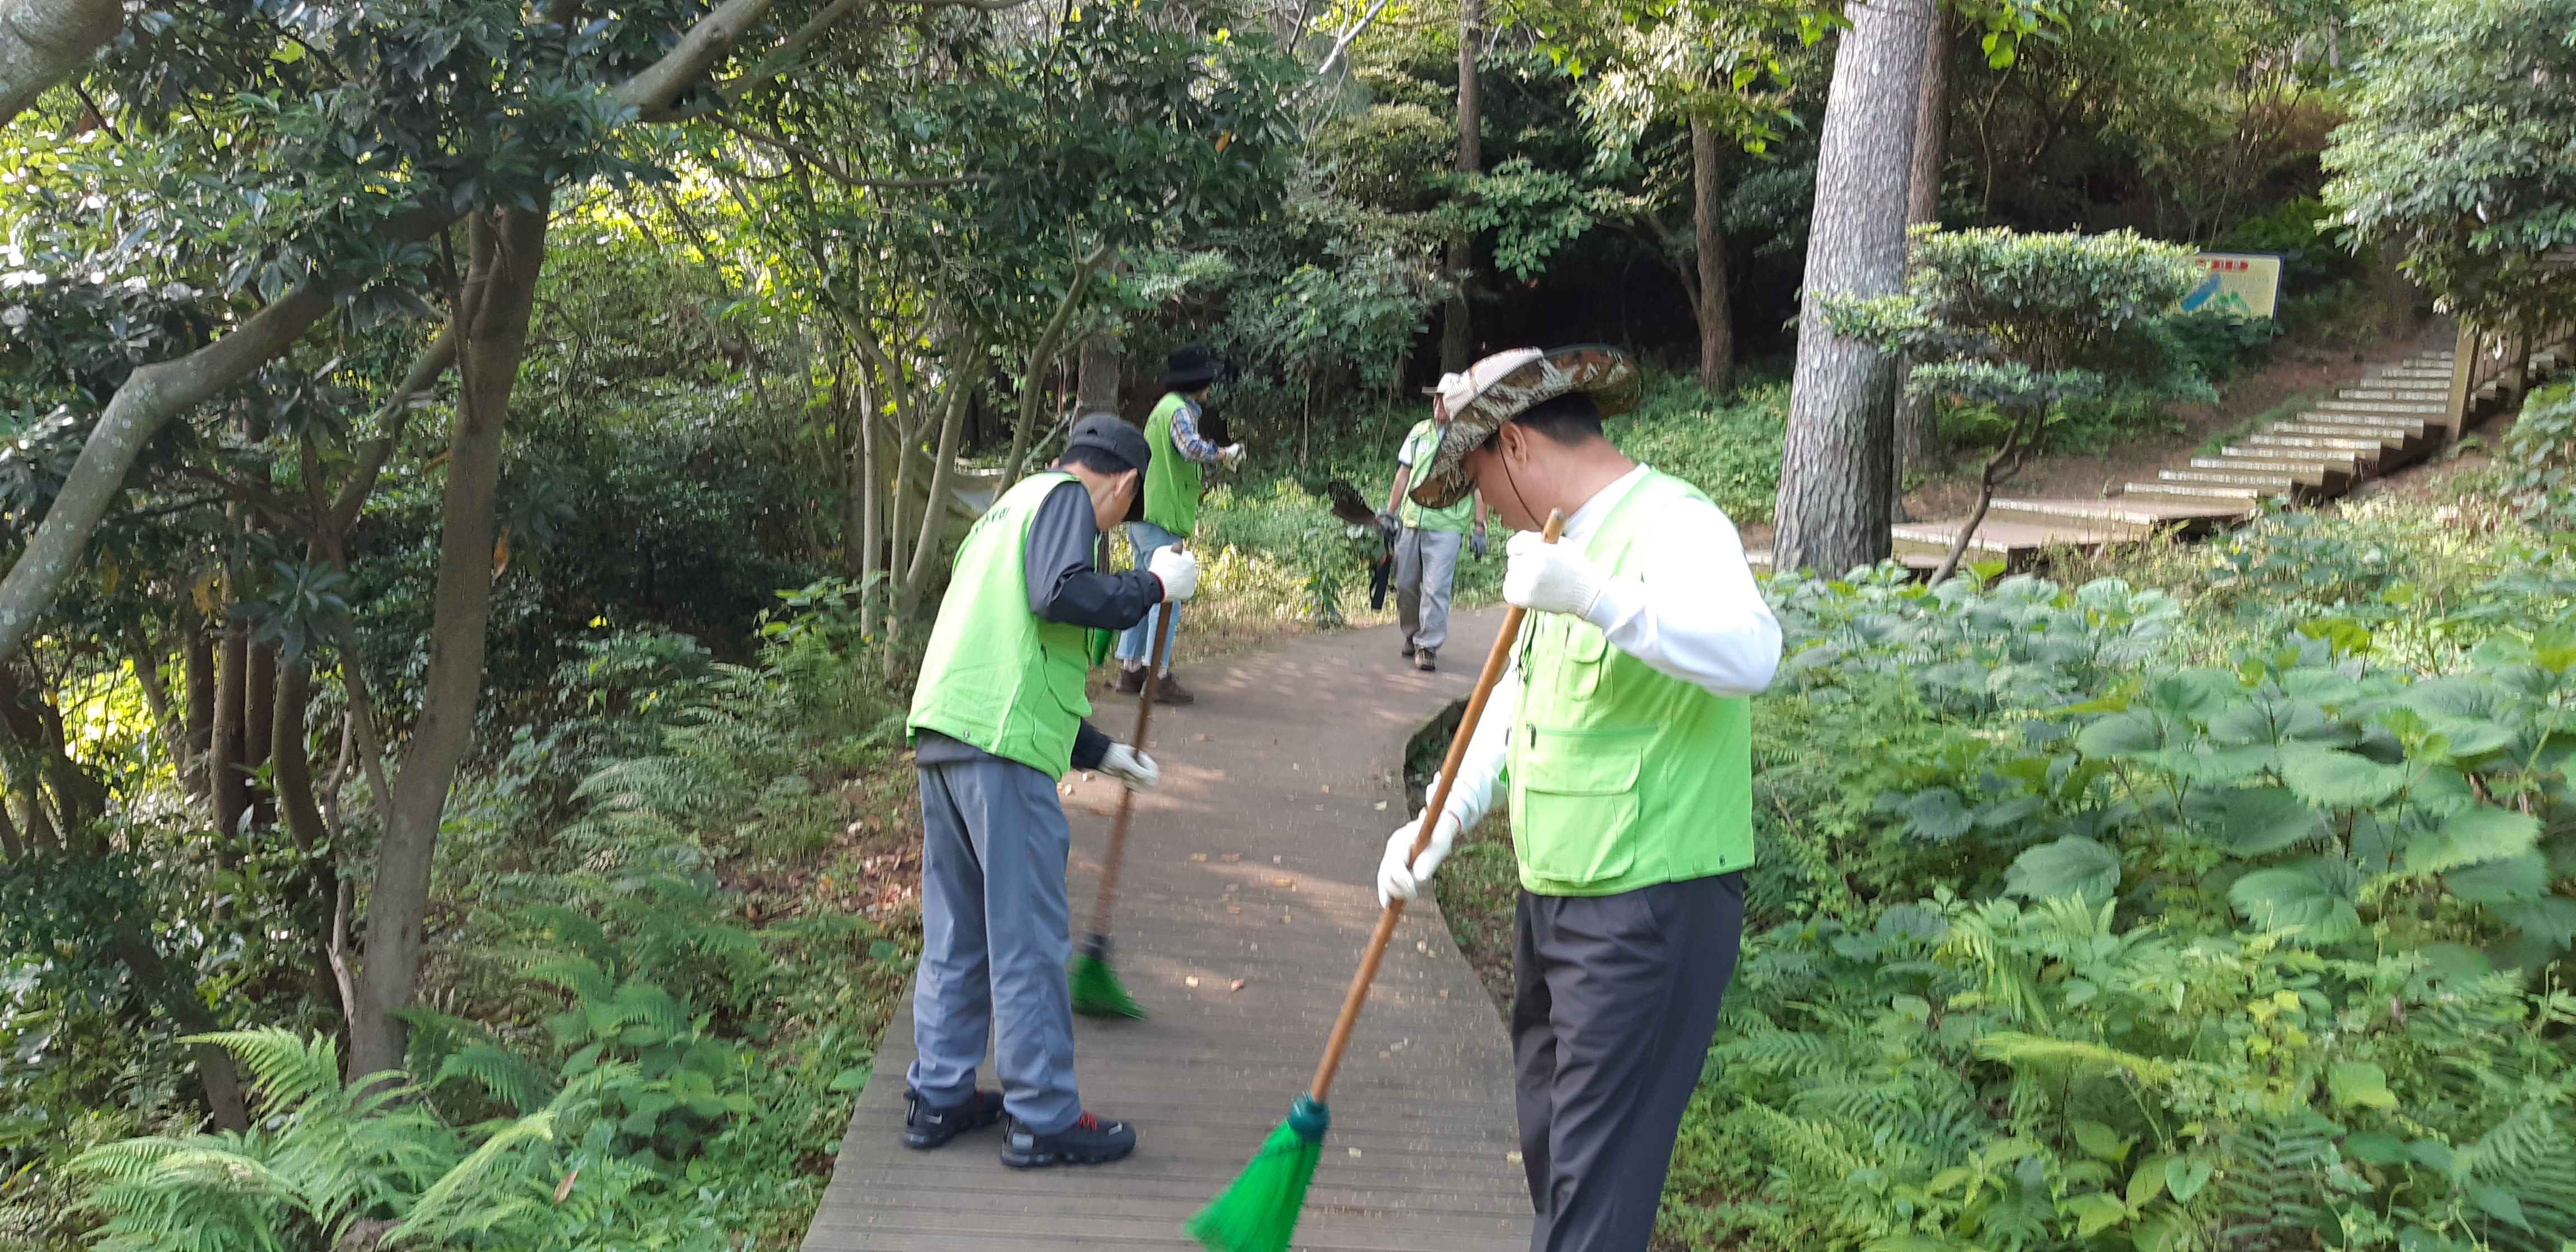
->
[[1513, 872, 1745, 1252], [1395, 526, 1463, 653], [907, 756, 1083, 1134]]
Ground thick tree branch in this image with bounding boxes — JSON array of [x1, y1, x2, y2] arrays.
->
[[711, 113, 992, 188], [997, 244, 1111, 494], [0, 0, 122, 128]]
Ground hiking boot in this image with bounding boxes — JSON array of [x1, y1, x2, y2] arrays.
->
[[1416, 648, 1437, 673], [1000, 1111, 1137, 1168], [1401, 639, 1417, 660], [1149, 671, 1195, 706], [903, 1088, 1005, 1150], [1115, 666, 1147, 696]]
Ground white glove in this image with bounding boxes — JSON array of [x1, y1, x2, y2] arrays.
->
[[1377, 809, 1463, 907], [1148, 544, 1199, 603], [1503, 530, 1607, 618], [1098, 743, 1159, 790], [1220, 443, 1247, 467]]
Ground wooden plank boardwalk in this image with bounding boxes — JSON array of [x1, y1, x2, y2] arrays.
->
[[801, 610, 1531, 1252]]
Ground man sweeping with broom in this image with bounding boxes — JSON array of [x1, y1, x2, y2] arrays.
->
[[1385, 347, 1781, 1249], [903, 413, 1198, 1169], [1188, 346, 1778, 1252]]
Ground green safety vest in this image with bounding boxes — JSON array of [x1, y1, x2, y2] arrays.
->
[[1397, 419, 1475, 533], [907, 471, 1094, 779], [1142, 392, 1202, 536], [1505, 470, 1754, 895]]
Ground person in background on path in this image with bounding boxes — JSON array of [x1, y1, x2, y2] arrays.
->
[[903, 413, 1201, 1169], [1116, 343, 1243, 705], [1380, 376, 1488, 672], [1374, 346, 1781, 1251]]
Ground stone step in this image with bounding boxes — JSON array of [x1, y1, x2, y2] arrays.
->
[[2123, 481, 2270, 503], [2246, 430, 2397, 457], [2340, 386, 2452, 402], [2160, 468, 2300, 491], [2314, 397, 2448, 416], [2277, 417, 2411, 448], [1889, 517, 2124, 559], [2284, 410, 2430, 436], [1982, 496, 2252, 537], [2193, 456, 2350, 487]]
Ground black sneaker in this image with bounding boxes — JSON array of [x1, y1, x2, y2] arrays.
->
[[903, 1088, 1005, 1150], [1416, 648, 1437, 672], [1000, 1111, 1137, 1168], [1401, 640, 1417, 659]]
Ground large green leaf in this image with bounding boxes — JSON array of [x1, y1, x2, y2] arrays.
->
[[2006, 836, 2122, 904], [2494, 895, 2576, 950], [2403, 805, 2540, 876], [2227, 857, 2362, 942], [2442, 850, 2550, 903], [2075, 710, 2162, 758], [2218, 786, 2322, 857], [2277, 744, 2408, 809]]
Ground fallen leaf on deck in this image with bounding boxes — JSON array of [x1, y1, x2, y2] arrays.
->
[[1320, 784, 1330, 793], [1086, 807, 1114, 817], [1191, 853, 1208, 861], [1374, 802, 1389, 810], [1273, 878, 1294, 887], [1228, 907, 1241, 914], [1184, 976, 1200, 988], [1230, 979, 1246, 991], [1221, 853, 1241, 862]]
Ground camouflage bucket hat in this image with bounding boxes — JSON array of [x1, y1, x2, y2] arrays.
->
[[1407, 344, 1643, 511]]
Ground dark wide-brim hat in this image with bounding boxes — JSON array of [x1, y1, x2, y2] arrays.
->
[[1160, 343, 1225, 391], [1407, 344, 1642, 511]]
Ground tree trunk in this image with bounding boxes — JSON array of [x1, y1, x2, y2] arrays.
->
[[997, 248, 1108, 496], [244, 642, 276, 826], [182, 609, 213, 796], [1439, 0, 1481, 374], [1892, 11, 1950, 524], [1773, 0, 1931, 577], [1077, 331, 1122, 418], [125, 630, 182, 766], [0, 0, 124, 127], [213, 619, 248, 836], [348, 202, 551, 1082], [1690, 115, 1734, 392], [101, 926, 248, 1131], [897, 336, 984, 615], [271, 658, 326, 855]]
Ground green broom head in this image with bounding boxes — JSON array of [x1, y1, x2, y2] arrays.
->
[[1069, 933, 1147, 1019], [1183, 1094, 1329, 1252]]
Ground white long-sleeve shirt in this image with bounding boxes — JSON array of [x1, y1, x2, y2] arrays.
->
[[1436, 464, 1781, 831]]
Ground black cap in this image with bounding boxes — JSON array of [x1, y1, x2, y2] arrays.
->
[[1062, 412, 1153, 522], [1065, 411, 1152, 473], [1160, 343, 1225, 391]]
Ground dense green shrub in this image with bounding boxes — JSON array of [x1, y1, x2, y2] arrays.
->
[[1666, 541, 2576, 1252]]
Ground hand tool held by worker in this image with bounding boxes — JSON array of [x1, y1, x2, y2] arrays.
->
[[1503, 528, 1608, 617], [1098, 743, 1159, 791], [1376, 807, 1461, 907], [1149, 544, 1200, 603], [1220, 442, 1247, 468]]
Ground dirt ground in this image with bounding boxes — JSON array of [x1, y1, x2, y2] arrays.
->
[[1737, 323, 2451, 551]]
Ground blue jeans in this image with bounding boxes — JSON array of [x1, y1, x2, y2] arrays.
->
[[907, 756, 1082, 1134], [1115, 520, 1183, 666]]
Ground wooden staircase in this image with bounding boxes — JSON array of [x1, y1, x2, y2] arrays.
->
[[1750, 341, 2510, 575]]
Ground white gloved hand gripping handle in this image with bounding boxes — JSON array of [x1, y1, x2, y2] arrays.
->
[[1148, 543, 1199, 603], [1306, 509, 1565, 1104]]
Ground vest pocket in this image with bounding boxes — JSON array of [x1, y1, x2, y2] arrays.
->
[[1516, 725, 1647, 886]]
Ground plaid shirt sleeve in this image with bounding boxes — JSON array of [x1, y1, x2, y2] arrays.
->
[[1167, 400, 1224, 463]]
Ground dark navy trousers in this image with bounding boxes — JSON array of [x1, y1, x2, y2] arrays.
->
[[1511, 871, 1745, 1252]]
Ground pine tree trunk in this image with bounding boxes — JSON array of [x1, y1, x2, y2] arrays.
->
[[1440, 0, 1481, 374], [1892, 12, 1949, 524], [349, 203, 551, 1082], [1077, 332, 1121, 418], [244, 642, 275, 827], [1773, 0, 1931, 577], [182, 613, 213, 797], [1691, 115, 1734, 391]]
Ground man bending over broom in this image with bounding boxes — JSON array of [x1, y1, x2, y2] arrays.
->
[[1379, 346, 1782, 1250], [902, 412, 1199, 1168]]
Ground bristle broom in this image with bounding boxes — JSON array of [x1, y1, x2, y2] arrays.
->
[[1185, 1096, 1328, 1252], [1069, 937, 1147, 1019]]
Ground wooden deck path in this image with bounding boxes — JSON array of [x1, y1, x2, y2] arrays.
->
[[800, 609, 1531, 1252]]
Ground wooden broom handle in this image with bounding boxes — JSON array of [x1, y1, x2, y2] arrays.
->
[[1087, 559, 1177, 938], [1309, 511, 1563, 1101]]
